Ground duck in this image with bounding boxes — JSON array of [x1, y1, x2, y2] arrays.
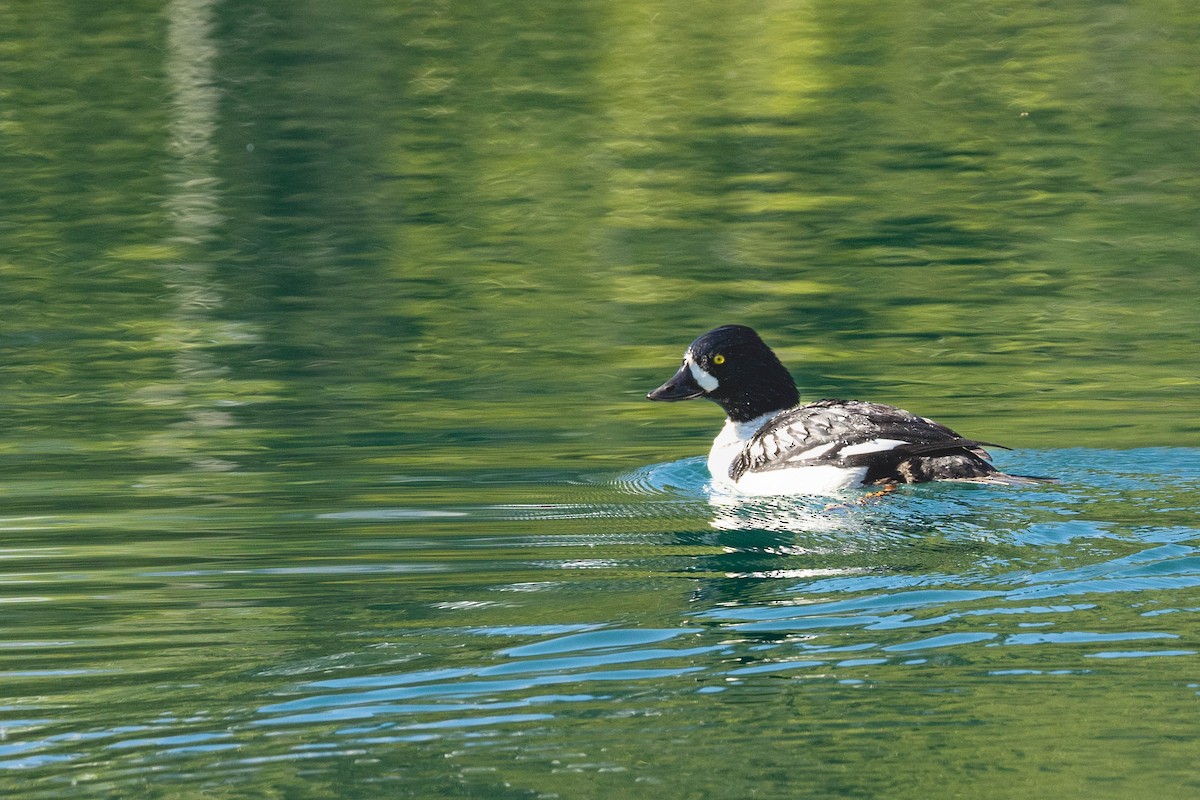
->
[[646, 325, 1050, 496]]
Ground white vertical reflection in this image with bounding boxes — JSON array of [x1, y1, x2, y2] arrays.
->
[[156, 0, 245, 471]]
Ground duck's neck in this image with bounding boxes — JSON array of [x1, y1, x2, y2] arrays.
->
[[711, 375, 800, 423]]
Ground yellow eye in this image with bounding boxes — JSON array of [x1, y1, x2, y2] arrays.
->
[[713, 354, 725, 365]]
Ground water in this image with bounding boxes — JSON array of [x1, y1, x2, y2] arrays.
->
[[2, 1, 1199, 797], [4, 450, 1198, 797]]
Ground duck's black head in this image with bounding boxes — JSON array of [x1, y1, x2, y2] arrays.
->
[[646, 325, 800, 422]]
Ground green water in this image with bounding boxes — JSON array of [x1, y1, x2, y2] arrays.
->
[[2, 1, 1198, 797]]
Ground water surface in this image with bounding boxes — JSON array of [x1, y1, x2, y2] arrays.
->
[[2, 1, 1198, 798]]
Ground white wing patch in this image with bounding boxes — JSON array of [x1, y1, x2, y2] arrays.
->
[[837, 438, 910, 457], [749, 436, 908, 469]]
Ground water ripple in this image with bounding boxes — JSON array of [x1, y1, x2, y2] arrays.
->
[[3, 449, 1198, 792]]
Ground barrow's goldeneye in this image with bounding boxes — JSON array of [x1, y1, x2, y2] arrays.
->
[[647, 325, 1050, 496]]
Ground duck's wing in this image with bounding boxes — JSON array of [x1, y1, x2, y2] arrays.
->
[[729, 399, 1002, 482]]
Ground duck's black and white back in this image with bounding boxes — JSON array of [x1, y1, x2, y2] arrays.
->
[[647, 325, 1049, 496]]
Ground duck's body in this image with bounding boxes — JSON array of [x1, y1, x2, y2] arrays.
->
[[647, 325, 1049, 496], [707, 399, 1016, 495]]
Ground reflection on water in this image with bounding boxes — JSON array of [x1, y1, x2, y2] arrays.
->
[[2, 0, 1200, 797], [3, 447, 1198, 797]]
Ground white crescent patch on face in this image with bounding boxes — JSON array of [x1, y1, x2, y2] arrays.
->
[[685, 352, 719, 392]]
